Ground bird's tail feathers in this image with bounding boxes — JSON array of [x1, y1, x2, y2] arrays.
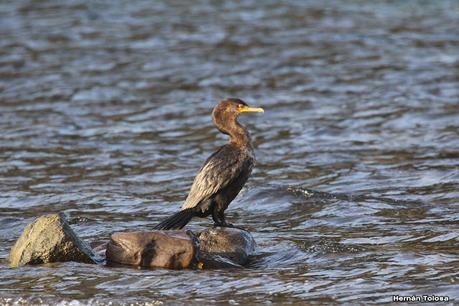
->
[[153, 208, 194, 230]]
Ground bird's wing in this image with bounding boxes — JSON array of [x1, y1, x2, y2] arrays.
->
[[181, 144, 242, 210]]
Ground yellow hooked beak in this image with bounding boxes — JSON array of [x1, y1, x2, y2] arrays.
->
[[238, 105, 264, 113]]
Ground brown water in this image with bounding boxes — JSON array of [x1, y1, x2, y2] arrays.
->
[[1, 0, 459, 304]]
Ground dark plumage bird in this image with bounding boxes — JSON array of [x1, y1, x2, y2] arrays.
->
[[154, 98, 264, 230]]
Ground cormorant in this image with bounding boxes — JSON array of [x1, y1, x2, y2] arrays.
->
[[154, 98, 264, 230]]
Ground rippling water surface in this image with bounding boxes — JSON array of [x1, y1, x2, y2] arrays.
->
[[1, 0, 459, 304]]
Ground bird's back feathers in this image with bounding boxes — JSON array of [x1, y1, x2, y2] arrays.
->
[[181, 144, 246, 211]]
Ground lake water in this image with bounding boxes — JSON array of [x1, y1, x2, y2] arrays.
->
[[1, 0, 459, 304]]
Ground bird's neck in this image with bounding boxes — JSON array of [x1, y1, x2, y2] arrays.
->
[[228, 121, 252, 148]]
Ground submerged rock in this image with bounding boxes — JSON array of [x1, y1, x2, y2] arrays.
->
[[197, 227, 256, 267], [9, 213, 98, 267], [106, 231, 198, 269]]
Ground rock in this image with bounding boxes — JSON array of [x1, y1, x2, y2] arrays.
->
[[9, 214, 257, 270], [197, 252, 244, 269], [9, 213, 98, 267], [106, 231, 198, 269], [197, 227, 256, 267]]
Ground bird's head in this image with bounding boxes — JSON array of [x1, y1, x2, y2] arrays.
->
[[212, 98, 264, 137], [213, 98, 263, 120]]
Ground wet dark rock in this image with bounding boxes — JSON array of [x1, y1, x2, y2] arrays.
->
[[197, 227, 256, 267], [9, 213, 98, 267], [105, 228, 256, 270], [197, 252, 244, 269], [106, 231, 198, 269]]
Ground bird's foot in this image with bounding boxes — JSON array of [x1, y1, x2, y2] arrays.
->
[[212, 222, 224, 228], [213, 222, 247, 231], [213, 220, 233, 228]]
